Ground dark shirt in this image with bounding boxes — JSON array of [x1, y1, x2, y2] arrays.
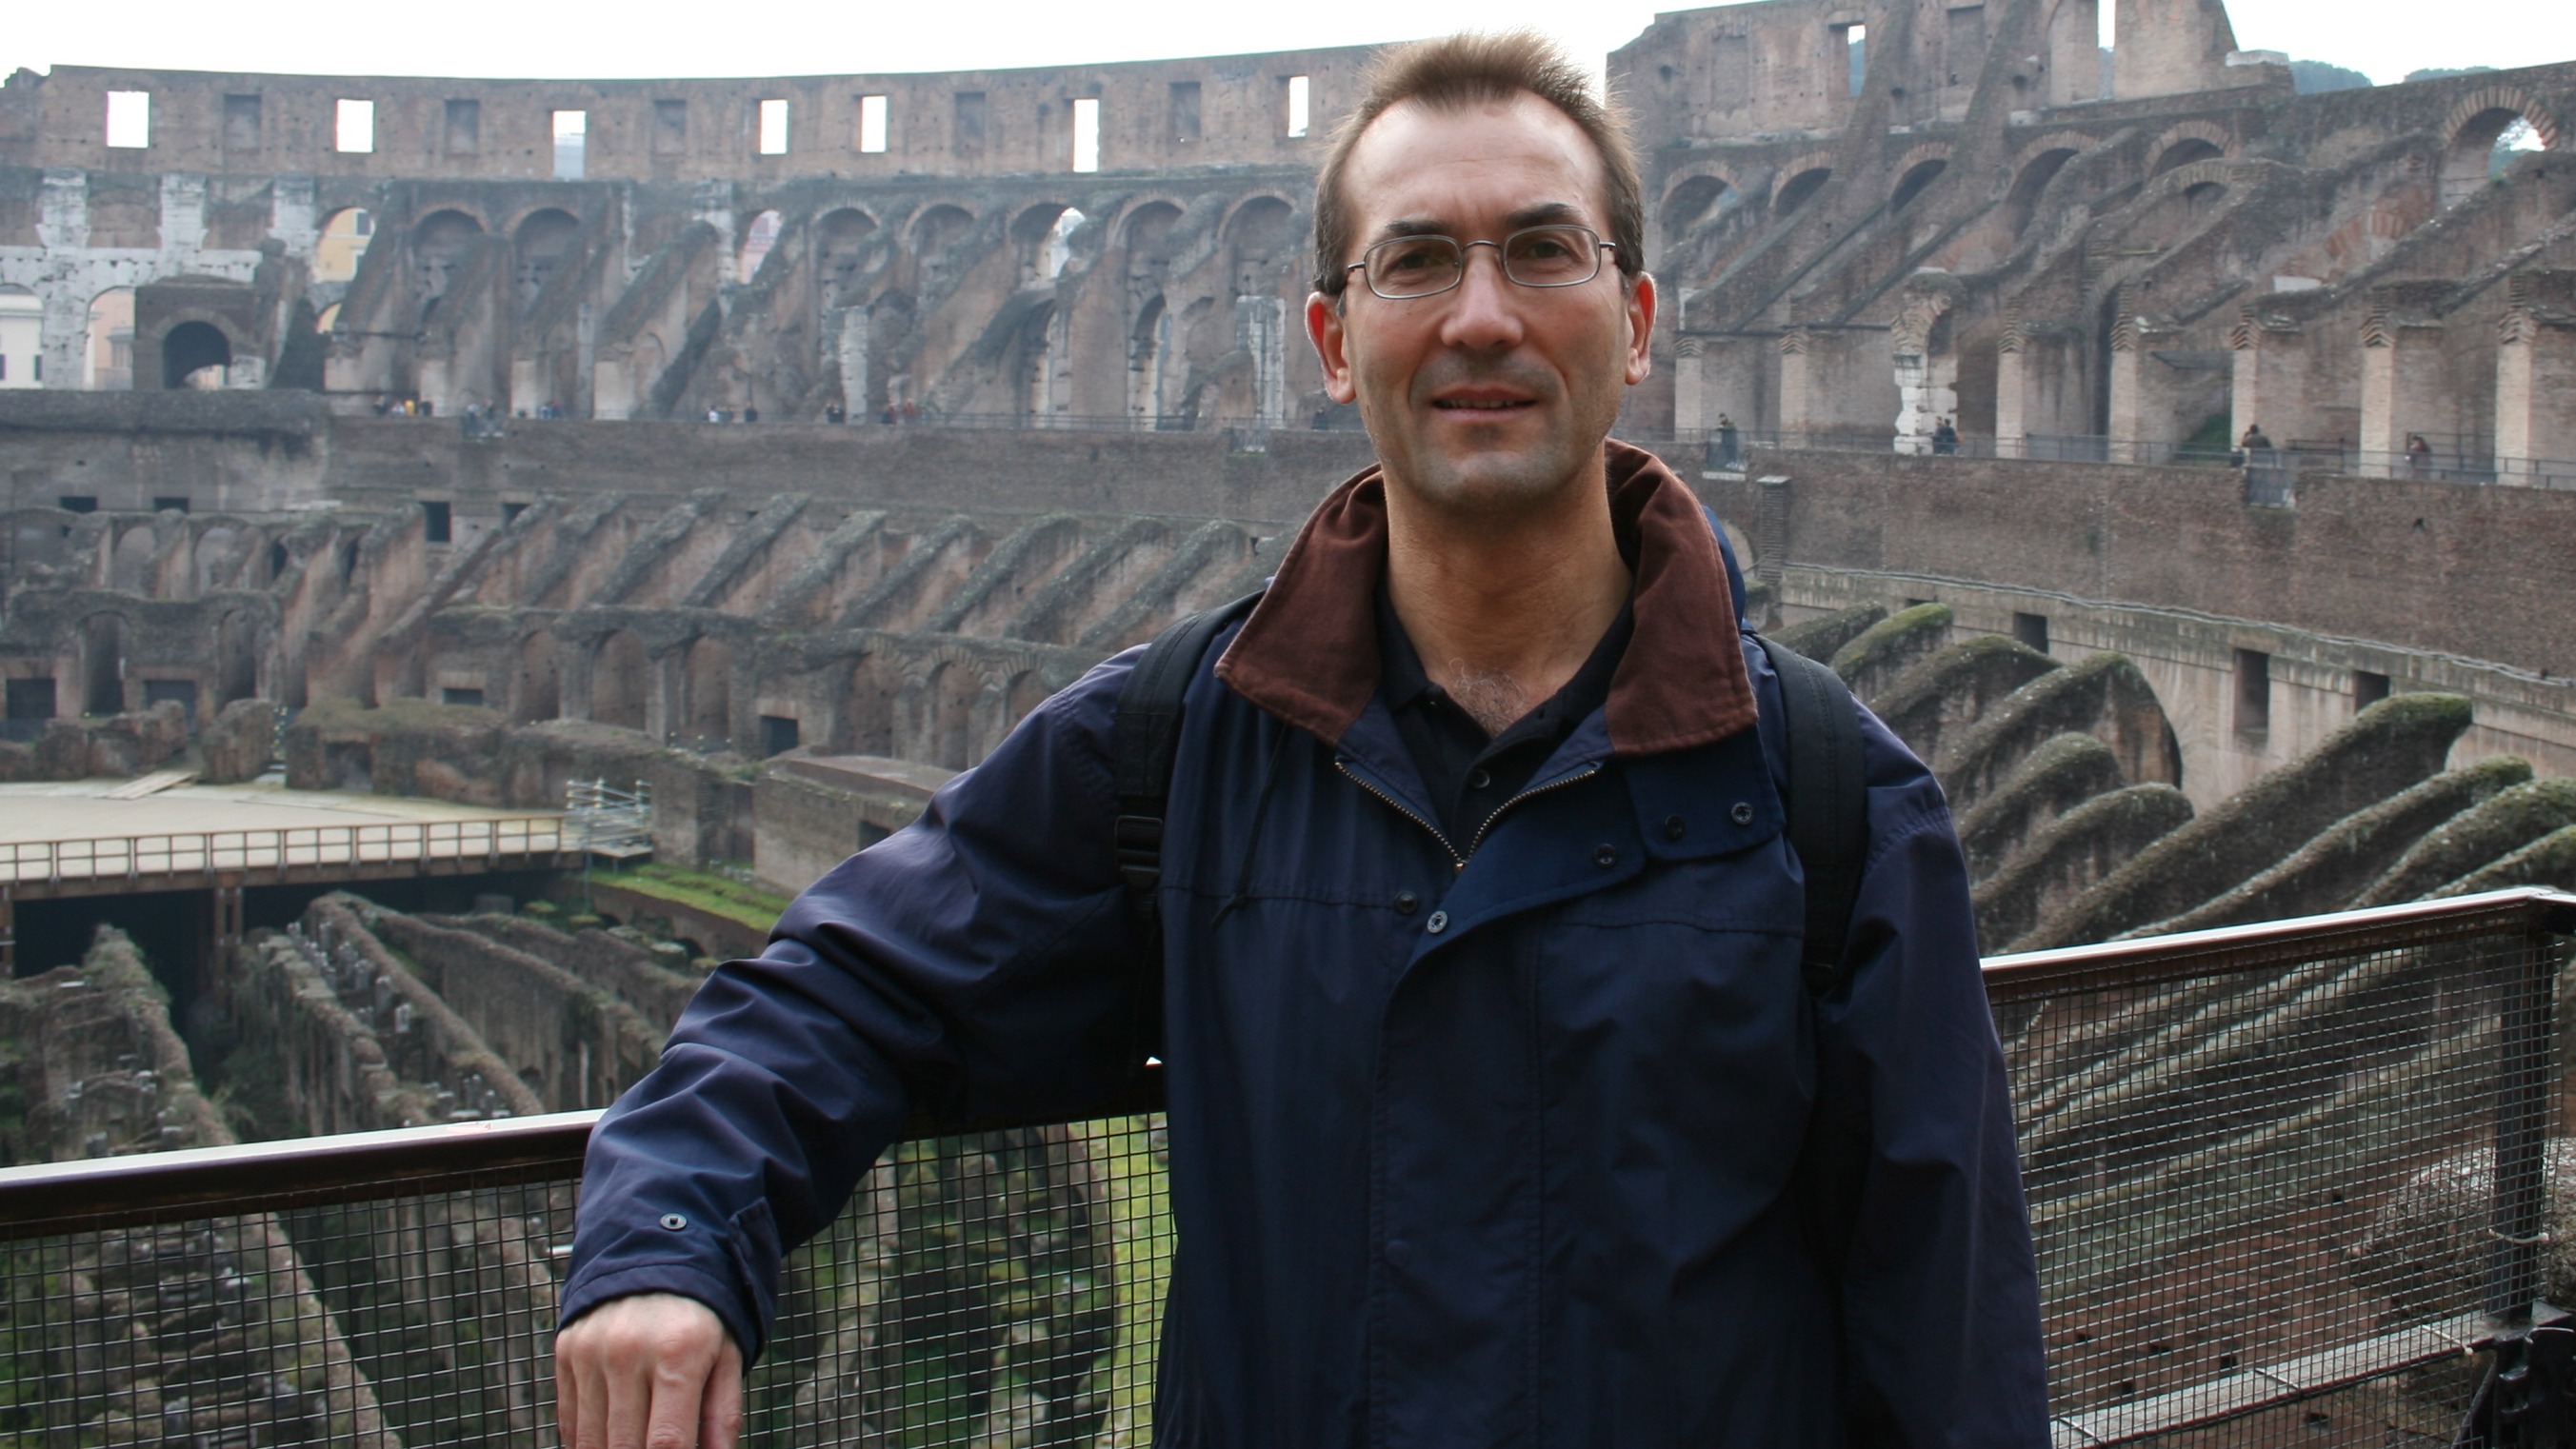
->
[[1374, 587, 1634, 852]]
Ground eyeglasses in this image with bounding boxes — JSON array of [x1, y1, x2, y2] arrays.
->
[[1344, 225, 1618, 300]]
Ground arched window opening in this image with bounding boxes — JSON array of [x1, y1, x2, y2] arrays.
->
[[513, 208, 581, 312], [314, 208, 373, 283], [2149, 138, 2223, 178], [739, 210, 785, 283], [1891, 159, 1948, 211], [162, 321, 232, 390], [1775, 168, 1832, 214]]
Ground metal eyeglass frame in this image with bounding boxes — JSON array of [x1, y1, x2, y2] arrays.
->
[[1343, 225, 1620, 301]]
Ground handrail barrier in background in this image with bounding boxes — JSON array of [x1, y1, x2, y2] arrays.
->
[[1, 889, 2569, 1446], [0, 814, 570, 889]]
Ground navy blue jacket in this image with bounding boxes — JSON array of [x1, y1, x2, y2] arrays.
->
[[563, 445, 2050, 1446]]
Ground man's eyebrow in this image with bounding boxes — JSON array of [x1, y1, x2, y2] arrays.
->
[[1506, 202, 1587, 228], [1369, 202, 1590, 242]]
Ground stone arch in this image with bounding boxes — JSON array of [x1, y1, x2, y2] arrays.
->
[[907, 203, 977, 288], [1891, 283, 1964, 452], [512, 208, 581, 312], [160, 319, 233, 389], [84, 285, 136, 390], [2441, 89, 2563, 206], [2147, 120, 2230, 178], [515, 631, 560, 723], [80, 611, 129, 715], [214, 608, 259, 706], [815, 207, 880, 308], [1011, 202, 1087, 286], [1221, 195, 1297, 297], [1890, 144, 1952, 211], [681, 634, 734, 747], [411, 209, 487, 321], [1119, 199, 1187, 281], [1773, 158, 1835, 213], [1129, 292, 1172, 423], [313, 206, 374, 284], [2005, 144, 2084, 237], [590, 629, 649, 732], [110, 525, 157, 590], [1657, 170, 1740, 256], [738, 209, 786, 284]]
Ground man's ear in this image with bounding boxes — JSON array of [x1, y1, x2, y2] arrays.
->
[[1308, 292, 1358, 405], [1624, 271, 1658, 387]]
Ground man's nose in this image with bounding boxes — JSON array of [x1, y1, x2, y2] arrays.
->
[[1438, 245, 1526, 350]]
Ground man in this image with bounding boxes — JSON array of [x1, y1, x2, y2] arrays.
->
[[557, 31, 2046, 1448]]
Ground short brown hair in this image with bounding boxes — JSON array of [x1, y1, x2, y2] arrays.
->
[[1310, 30, 1645, 298]]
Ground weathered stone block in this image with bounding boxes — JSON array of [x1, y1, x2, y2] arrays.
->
[[199, 697, 277, 784], [1975, 784, 2197, 953], [2017, 693, 2476, 949], [2356, 779, 2576, 906], [1828, 602, 1953, 705], [1767, 603, 1885, 662], [1955, 732, 2127, 882], [2142, 755, 2537, 934], [1937, 653, 2175, 811], [1871, 633, 2061, 769]]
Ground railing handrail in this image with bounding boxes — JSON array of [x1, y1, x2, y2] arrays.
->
[[0, 812, 570, 875], [1982, 885, 2576, 982], [6, 892, 2568, 1237]]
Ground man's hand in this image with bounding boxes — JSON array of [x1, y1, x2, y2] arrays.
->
[[556, 1292, 743, 1449]]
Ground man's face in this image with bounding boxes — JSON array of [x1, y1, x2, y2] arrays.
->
[[1308, 93, 1655, 521]]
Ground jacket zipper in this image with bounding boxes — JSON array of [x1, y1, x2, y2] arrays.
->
[[1467, 762, 1605, 857], [1335, 759, 1468, 870], [1336, 759, 1607, 869]]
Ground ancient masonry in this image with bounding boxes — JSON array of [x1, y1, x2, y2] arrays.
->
[[0, 3, 2566, 461]]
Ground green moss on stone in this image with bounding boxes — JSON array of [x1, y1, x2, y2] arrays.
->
[[2357, 777, 2576, 906], [1828, 603, 1953, 700], [2433, 824, 2576, 897], [1871, 634, 2061, 766], [1768, 604, 1886, 662], [622, 862, 793, 932], [1956, 732, 2126, 880]]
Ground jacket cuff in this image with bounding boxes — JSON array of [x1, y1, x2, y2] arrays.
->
[[557, 1261, 768, 1365]]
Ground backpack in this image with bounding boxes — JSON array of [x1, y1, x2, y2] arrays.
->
[[1108, 592, 1870, 1042]]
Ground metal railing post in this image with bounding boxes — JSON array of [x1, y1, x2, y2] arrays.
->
[[2488, 903, 2569, 1322]]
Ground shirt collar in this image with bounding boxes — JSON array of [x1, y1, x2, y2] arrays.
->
[[1216, 441, 1756, 755]]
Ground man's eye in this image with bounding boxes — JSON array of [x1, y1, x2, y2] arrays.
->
[[1382, 247, 1444, 272]]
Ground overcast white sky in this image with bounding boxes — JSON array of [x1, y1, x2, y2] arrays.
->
[[1, 0, 2563, 90]]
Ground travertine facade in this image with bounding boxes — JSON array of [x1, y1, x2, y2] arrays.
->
[[0, 4, 2565, 466]]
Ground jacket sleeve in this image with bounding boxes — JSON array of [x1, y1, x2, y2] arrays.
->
[[557, 650, 1149, 1361], [1815, 705, 2053, 1445]]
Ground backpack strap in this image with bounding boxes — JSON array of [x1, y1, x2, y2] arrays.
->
[[1756, 634, 1868, 998], [1111, 589, 1266, 1069]]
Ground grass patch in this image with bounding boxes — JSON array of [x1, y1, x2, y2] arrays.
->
[[614, 863, 792, 932]]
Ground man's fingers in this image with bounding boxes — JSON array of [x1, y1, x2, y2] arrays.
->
[[699, 1339, 746, 1449], [555, 1294, 732, 1449]]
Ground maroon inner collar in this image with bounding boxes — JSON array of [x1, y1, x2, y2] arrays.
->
[[1215, 440, 1756, 756]]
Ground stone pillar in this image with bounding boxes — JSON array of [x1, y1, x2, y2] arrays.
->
[[837, 307, 871, 416], [2106, 315, 2148, 464], [2228, 311, 2313, 449], [38, 171, 90, 391], [1672, 337, 1706, 434], [2496, 311, 2576, 481], [1236, 294, 1288, 431], [649, 651, 683, 744], [1772, 329, 1813, 447], [270, 174, 319, 257], [159, 173, 209, 257], [1995, 328, 2027, 453], [2358, 290, 2449, 477]]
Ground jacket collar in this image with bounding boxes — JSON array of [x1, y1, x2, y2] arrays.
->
[[1214, 440, 1756, 757]]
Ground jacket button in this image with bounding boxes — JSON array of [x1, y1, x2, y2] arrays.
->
[[1663, 815, 1686, 841], [1386, 1238, 1414, 1267], [1393, 890, 1420, 916], [659, 1213, 689, 1231], [1731, 802, 1756, 825], [1425, 910, 1448, 935], [1594, 844, 1618, 868]]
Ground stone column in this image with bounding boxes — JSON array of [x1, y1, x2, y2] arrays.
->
[[1777, 327, 1814, 448], [2494, 273, 2576, 482], [2357, 282, 2455, 475], [1671, 337, 1706, 434], [2228, 311, 2312, 447]]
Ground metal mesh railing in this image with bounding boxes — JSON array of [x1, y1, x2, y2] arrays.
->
[[0, 815, 568, 887], [1994, 890, 2575, 1447], [0, 889, 2566, 1445]]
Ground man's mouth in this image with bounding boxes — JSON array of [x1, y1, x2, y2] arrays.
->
[[1430, 394, 1537, 413]]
